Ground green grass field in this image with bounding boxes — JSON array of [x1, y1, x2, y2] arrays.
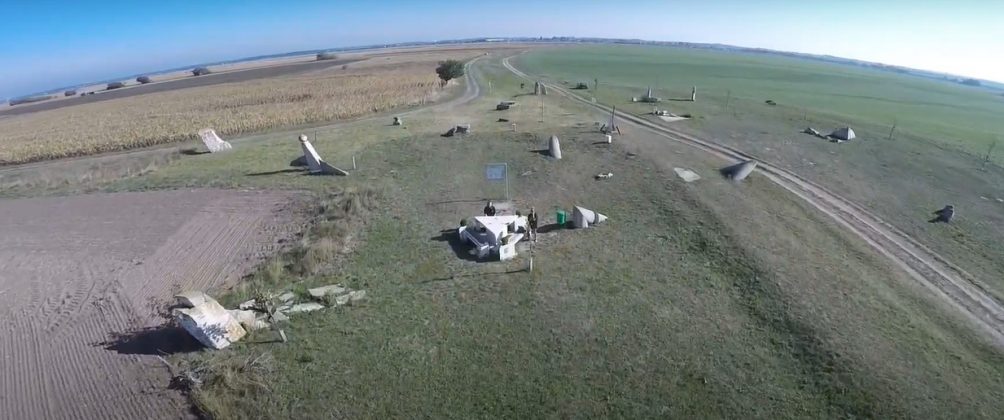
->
[[514, 45, 1004, 159], [514, 44, 1004, 305], [83, 55, 1001, 419]]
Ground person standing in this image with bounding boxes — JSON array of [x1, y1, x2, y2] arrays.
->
[[527, 207, 539, 242], [483, 201, 497, 216]]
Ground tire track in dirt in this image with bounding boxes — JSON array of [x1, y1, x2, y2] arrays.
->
[[502, 55, 1004, 348], [0, 190, 308, 419]]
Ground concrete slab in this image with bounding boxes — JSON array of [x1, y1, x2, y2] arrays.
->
[[673, 168, 701, 182], [287, 302, 325, 314]]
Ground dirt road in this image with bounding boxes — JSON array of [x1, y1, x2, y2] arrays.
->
[[502, 56, 1004, 348], [0, 190, 306, 419]]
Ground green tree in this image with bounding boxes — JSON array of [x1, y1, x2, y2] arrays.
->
[[435, 60, 465, 84]]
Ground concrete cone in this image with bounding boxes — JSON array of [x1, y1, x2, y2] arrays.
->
[[549, 135, 562, 159]]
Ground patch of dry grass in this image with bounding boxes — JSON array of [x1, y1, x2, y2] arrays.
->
[[0, 69, 441, 164]]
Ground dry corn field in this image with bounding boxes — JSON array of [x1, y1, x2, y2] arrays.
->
[[0, 69, 441, 165]]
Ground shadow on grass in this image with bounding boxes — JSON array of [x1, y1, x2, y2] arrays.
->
[[592, 141, 613, 146], [180, 148, 210, 156], [426, 198, 487, 206], [431, 229, 483, 262], [537, 222, 566, 234], [246, 168, 307, 177], [529, 149, 553, 157], [421, 268, 527, 284], [98, 325, 203, 355]]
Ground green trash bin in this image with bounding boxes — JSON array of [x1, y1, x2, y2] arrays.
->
[[555, 210, 567, 226]]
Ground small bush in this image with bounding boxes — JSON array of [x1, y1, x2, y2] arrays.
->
[[185, 352, 276, 417], [106, 82, 125, 90], [137, 76, 152, 84], [64, 90, 77, 97], [316, 52, 338, 61], [192, 67, 212, 76], [435, 59, 465, 83]]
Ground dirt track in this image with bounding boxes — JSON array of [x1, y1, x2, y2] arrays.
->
[[502, 56, 1004, 348], [0, 190, 306, 419]]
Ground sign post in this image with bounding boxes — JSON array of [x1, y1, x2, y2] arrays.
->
[[485, 162, 509, 200]]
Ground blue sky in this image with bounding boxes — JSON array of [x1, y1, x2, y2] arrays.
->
[[1, 0, 1002, 98]]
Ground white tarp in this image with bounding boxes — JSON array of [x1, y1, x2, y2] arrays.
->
[[176, 299, 246, 349], [549, 135, 562, 159], [298, 134, 348, 175], [198, 128, 233, 153], [572, 206, 608, 229]]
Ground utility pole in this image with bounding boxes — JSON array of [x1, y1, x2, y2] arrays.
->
[[888, 119, 897, 140], [724, 90, 731, 113]]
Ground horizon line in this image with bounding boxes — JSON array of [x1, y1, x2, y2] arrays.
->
[[5, 36, 1002, 101]]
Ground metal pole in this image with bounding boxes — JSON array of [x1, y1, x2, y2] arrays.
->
[[352, 155, 357, 170], [505, 163, 510, 200]]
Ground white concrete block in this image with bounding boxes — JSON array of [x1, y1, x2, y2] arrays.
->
[[176, 300, 246, 349], [673, 168, 701, 182], [287, 302, 325, 314], [548, 135, 562, 159], [198, 128, 233, 153], [308, 285, 347, 299], [298, 135, 348, 175], [348, 290, 367, 303], [499, 244, 516, 260]]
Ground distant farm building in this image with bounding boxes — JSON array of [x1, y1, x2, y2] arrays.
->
[[106, 82, 125, 90], [192, 67, 212, 76], [64, 90, 77, 97], [316, 52, 338, 61]]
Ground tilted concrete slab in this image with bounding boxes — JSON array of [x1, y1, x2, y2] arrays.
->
[[298, 135, 349, 176], [176, 300, 246, 349], [197, 128, 233, 153], [720, 160, 758, 181], [673, 168, 701, 182], [572, 206, 608, 228]]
